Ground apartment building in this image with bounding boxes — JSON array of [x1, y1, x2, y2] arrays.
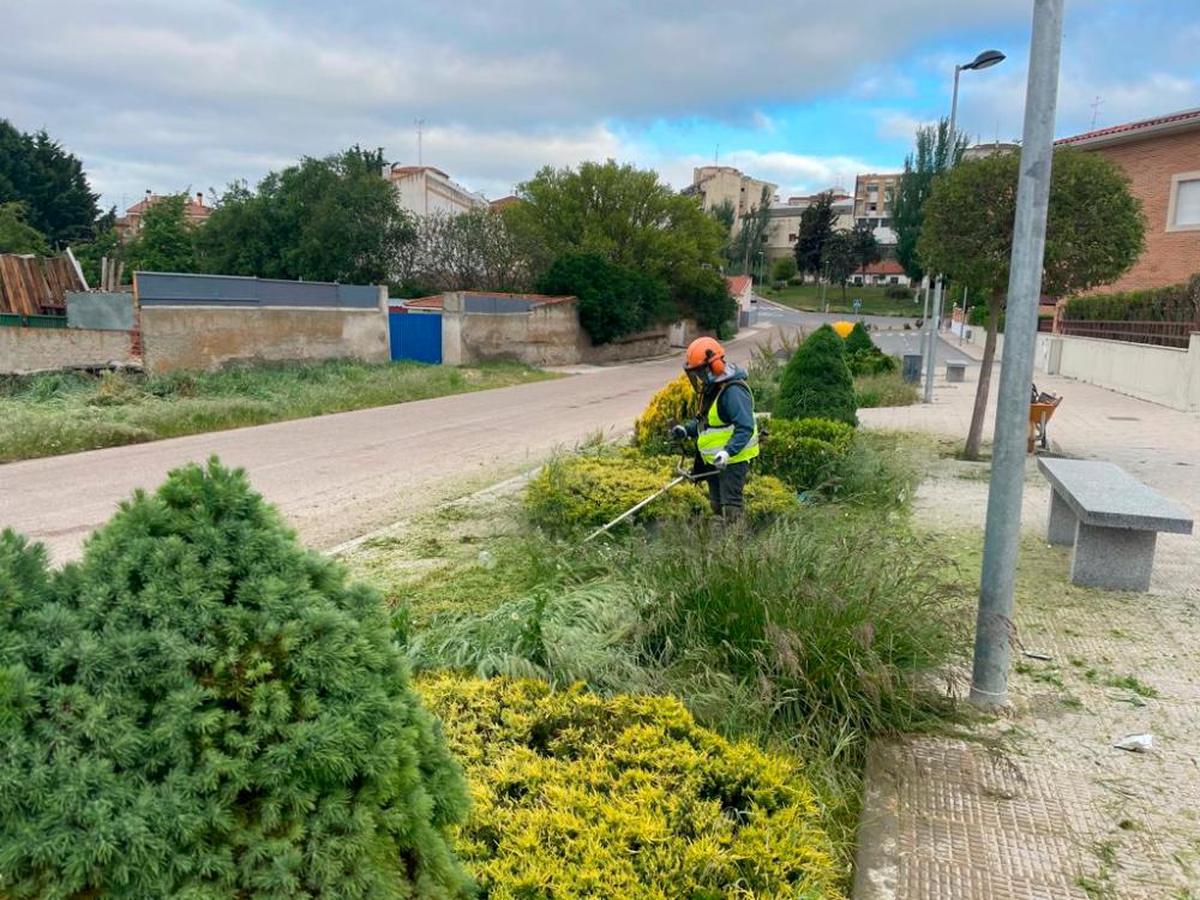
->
[[763, 193, 854, 262], [386, 164, 488, 217], [853, 172, 901, 228], [685, 166, 777, 230]]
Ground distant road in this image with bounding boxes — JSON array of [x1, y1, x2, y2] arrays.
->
[[0, 324, 794, 563]]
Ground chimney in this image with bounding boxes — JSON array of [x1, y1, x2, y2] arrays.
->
[[196, 191, 204, 208]]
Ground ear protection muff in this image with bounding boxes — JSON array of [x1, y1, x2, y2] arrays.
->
[[706, 348, 727, 376]]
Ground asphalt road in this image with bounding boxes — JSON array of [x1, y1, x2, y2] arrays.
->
[[0, 321, 800, 563]]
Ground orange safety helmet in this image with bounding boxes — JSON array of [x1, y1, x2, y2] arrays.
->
[[684, 336, 727, 377]]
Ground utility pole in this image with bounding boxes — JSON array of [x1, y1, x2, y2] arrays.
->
[[923, 277, 943, 403], [970, 0, 1064, 710]]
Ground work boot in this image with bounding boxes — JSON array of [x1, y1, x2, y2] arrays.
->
[[721, 505, 745, 524]]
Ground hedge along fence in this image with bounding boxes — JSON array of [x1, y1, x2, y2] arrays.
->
[[1060, 274, 1200, 348]]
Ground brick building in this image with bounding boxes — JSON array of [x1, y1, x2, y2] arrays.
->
[[1057, 108, 1200, 292]]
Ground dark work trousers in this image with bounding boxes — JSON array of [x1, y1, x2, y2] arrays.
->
[[700, 459, 749, 518]]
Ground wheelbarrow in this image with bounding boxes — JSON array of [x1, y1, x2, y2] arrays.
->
[[1028, 383, 1062, 453]]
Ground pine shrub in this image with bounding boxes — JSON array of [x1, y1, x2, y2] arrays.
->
[[843, 321, 874, 355], [759, 418, 851, 492], [776, 325, 859, 426], [632, 373, 696, 454], [419, 674, 842, 899], [0, 460, 471, 899]]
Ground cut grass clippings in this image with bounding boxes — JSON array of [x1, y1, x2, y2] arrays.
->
[[0, 359, 557, 462]]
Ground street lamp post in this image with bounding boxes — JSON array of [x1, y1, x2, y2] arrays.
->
[[923, 47, 1006, 404]]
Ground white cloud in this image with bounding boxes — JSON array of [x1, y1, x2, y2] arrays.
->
[[876, 111, 935, 142]]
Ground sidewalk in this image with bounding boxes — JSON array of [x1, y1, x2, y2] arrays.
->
[[855, 350, 1200, 899]]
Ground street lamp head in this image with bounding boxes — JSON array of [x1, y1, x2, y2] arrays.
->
[[965, 49, 1006, 70]]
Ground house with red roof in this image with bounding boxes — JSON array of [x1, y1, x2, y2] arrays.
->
[[116, 191, 212, 242], [1056, 108, 1200, 292], [850, 258, 910, 287]]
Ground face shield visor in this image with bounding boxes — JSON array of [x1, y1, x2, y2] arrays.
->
[[684, 363, 709, 394]]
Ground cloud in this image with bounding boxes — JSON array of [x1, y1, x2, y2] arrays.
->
[[876, 111, 936, 142]]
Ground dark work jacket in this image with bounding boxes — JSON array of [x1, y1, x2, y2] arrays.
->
[[685, 365, 756, 457]]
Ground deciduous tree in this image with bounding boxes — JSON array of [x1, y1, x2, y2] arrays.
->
[[792, 192, 835, 278], [919, 148, 1144, 459], [0, 202, 50, 255], [125, 194, 197, 273]]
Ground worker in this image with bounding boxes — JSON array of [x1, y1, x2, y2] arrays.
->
[[670, 336, 759, 520]]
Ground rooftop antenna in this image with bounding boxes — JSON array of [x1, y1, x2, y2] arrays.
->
[[1090, 96, 1103, 129], [415, 118, 425, 166]]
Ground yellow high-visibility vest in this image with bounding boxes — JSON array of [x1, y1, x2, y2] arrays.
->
[[697, 382, 759, 464]]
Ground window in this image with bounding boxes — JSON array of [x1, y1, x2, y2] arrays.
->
[[788, 233, 797, 243], [1168, 173, 1200, 230]]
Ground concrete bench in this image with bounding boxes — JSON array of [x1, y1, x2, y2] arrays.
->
[[1038, 458, 1193, 591], [945, 362, 966, 382]]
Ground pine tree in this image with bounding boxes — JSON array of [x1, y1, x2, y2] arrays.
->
[[776, 325, 858, 426], [0, 459, 471, 899], [844, 321, 875, 354]]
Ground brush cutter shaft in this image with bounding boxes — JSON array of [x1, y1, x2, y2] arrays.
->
[[582, 476, 687, 543]]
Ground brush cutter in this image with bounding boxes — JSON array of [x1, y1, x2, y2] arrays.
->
[[582, 451, 716, 544]]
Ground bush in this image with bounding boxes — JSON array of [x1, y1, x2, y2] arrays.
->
[[776, 325, 858, 426], [632, 374, 695, 454], [1063, 273, 1199, 323], [771, 256, 798, 283], [843, 321, 874, 355], [759, 417, 852, 492], [847, 347, 898, 376], [788, 274, 805, 286], [419, 674, 841, 899], [525, 453, 797, 535], [538, 252, 671, 344], [674, 266, 737, 332], [0, 460, 471, 899], [885, 285, 914, 300]]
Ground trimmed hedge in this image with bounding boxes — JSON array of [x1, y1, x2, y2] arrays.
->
[[776, 325, 858, 426], [419, 674, 842, 899], [632, 373, 696, 454], [1064, 274, 1199, 323], [759, 417, 853, 492], [525, 453, 798, 534], [0, 460, 471, 899]]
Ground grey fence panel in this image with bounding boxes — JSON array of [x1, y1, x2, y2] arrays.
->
[[66, 292, 135, 330], [136, 272, 378, 309], [463, 294, 538, 314]]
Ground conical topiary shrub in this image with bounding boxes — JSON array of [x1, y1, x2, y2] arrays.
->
[[0, 459, 471, 899], [844, 320, 875, 354], [776, 324, 858, 426]]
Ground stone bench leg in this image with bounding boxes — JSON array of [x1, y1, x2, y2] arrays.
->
[[1069, 522, 1157, 592], [1047, 489, 1077, 546]]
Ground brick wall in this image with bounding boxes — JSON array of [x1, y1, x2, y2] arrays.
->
[[1086, 129, 1200, 293], [0, 327, 138, 374]]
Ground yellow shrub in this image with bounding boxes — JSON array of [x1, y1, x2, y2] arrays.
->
[[633, 374, 696, 452], [526, 454, 798, 534], [419, 674, 843, 899]]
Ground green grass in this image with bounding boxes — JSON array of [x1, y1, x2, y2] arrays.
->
[[855, 371, 919, 408], [0, 359, 556, 462], [762, 283, 923, 317]]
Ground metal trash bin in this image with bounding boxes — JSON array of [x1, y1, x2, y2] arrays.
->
[[946, 362, 966, 383], [902, 353, 923, 384]]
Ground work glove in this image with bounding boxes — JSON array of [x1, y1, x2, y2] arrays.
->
[[670, 425, 688, 441], [711, 450, 730, 470]]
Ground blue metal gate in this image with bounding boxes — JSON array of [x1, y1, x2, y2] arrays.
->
[[389, 310, 442, 364]]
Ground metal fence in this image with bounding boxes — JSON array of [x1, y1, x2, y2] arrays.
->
[[1056, 318, 1197, 349], [135, 272, 379, 309]]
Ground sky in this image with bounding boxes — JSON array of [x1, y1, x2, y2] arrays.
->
[[5, 1, 1200, 213]]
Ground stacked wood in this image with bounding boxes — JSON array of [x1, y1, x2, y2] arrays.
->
[[0, 254, 87, 315]]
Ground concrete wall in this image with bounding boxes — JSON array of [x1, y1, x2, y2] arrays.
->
[[440, 291, 679, 367], [0, 326, 137, 374], [66, 291, 135, 330], [140, 305, 389, 374], [965, 327, 1200, 412]]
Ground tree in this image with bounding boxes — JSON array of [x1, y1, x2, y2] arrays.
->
[[196, 147, 416, 284], [771, 256, 798, 283], [850, 222, 881, 273], [0, 202, 50, 255], [396, 207, 544, 294], [0, 459, 471, 897], [730, 185, 772, 276], [820, 230, 857, 301], [919, 148, 1145, 459], [0, 120, 100, 246], [537, 251, 671, 344], [509, 160, 726, 324], [776, 324, 858, 426], [125, 194, 197, 273], [793, 192, 835, 277], [892, 119, 968, 282]]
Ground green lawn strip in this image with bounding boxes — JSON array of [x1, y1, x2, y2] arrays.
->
[[761, 283, 923, 316], [0, 360, 557, 462]]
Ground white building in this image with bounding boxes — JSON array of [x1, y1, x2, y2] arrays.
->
[[386, 165, 488, 216]]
